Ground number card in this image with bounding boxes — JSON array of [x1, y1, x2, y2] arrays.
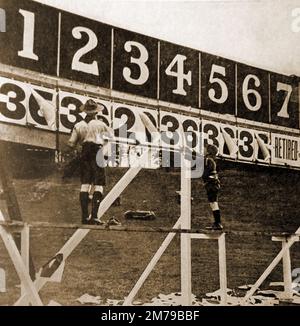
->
[[60, 11, 111, 87], [0, 76, 56, 131], [202, 120, 238, 159], [0, 0, 58, 76], [237, 64, 269, 123], [271, 133, 300, 167], [59, 91, 111, 133], [201, 53, 235, 115], [112, 103, 158, 167], [254, 130, 271, 163], [160, 111, 183, 150], [218, 123, 238, 159], [201, 120, 223, 150], [270, 73, 299, 129], [160, 111, 200, 168], [27, 85, 56, 130], [159, 41, 199, 107], [238, 127, 256, 161], [113, 28, 158, 99], [0, 77, 28, 126]]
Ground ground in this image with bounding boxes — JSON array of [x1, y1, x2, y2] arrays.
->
[[0, 160, 300, 306]]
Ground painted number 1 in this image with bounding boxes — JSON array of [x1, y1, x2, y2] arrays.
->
[[18, 9, 38, 61]]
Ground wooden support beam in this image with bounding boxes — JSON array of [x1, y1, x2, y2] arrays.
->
[[242, 234, 299, 304], [0, 226, 43, 306], [123, 218, 182, 306]]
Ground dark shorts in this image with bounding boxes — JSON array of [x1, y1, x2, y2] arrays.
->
[[205, 180, 220, 203], [80, 142, 106, 185]]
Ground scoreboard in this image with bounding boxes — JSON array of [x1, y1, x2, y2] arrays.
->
[[0, 0, 299, 169]]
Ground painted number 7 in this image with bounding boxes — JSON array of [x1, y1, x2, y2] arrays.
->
[[276, 82, 293, 118]]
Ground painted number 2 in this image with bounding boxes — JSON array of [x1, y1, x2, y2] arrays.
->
[[71, 26, 99, 76]]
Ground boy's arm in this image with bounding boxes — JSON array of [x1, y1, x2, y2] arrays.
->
[[67, 127, 79, 149], [103, 125, 114, 139]]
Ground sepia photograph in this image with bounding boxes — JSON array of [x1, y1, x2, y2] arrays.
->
[[0, 0, 299, 313]]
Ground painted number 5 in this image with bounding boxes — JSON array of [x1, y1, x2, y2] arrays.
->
[[123, 41, 149, 85], [208, 64, 228, 104]]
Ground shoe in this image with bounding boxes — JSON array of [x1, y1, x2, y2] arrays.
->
[[91, 219, 106, 226], [205, 223, 223, 231], [107, 217, 121, 226]]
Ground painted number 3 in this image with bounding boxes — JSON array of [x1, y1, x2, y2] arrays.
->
[[123, 41, 149, 85]]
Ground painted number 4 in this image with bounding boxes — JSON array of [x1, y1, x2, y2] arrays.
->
[[165, 54, 191, 96]]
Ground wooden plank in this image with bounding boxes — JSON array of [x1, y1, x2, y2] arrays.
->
[[272, 235, 300, 242], [1, 220, 298, 238], [191, 233, 222, 240], [0, 123, 56, 149], [0, 226, 43, 306]]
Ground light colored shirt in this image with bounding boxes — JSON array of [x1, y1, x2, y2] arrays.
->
[[68, 119, 113, 147]]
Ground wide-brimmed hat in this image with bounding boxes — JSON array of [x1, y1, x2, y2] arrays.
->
[[205, 143, 218, 156], [80, 99, 105, 114]]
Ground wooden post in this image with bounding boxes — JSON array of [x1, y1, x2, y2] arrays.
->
[[282, 241, 293, 299], [218, 233, 227, 305], [21, 224, 30, 301], [180, 152, 192, 306]]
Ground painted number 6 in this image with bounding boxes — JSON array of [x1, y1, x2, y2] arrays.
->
[[242, 74, 262, 111]]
